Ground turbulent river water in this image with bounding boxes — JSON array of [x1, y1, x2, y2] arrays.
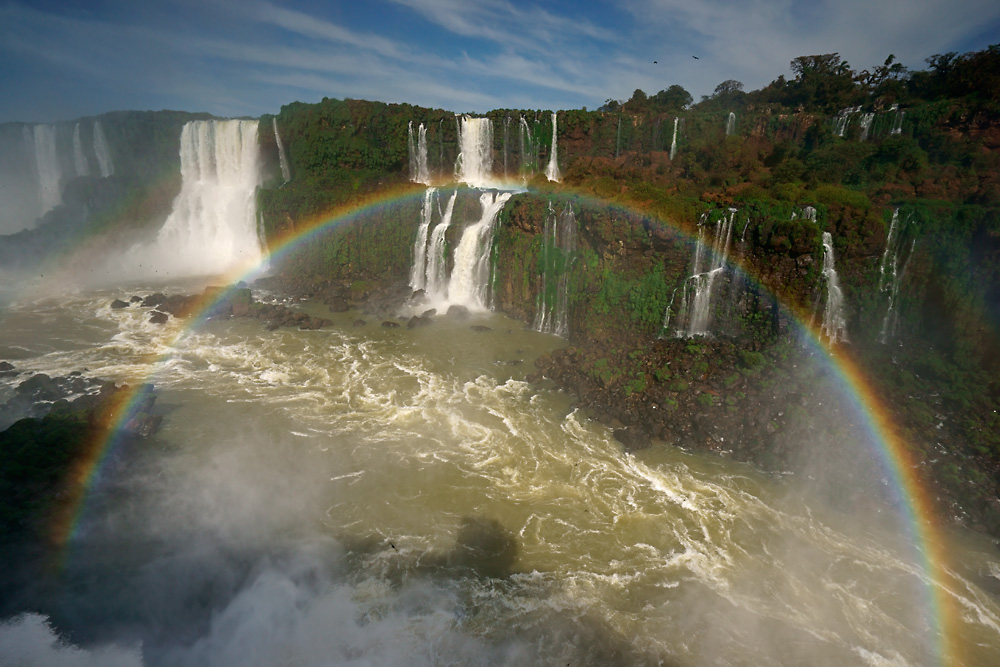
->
[[1, 282, 999, 666]]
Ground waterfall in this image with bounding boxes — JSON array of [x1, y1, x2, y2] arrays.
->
[[669, 117, 679, 160], [519, 116, 534, 179], [93, 121, 114, 177], [891, 108, 905, 135], [125, 119, 263, 278], [858, 112, 875, 140], [533, 202, 576, 336], [878, 210, 912, 344], [72, 124, 90, 177], [446, 191, 512, 310], [503, 116, 511, 179], [615, 115, 622, 158], [545, 112, 561, 182], [664, 210, 736, 337], [820, 231, 849, 344], [408, 121, 417, 180], [455, 116, 494, 187], [30, 124, 63, 217], [409, 187, 437, 291], [407, 121, 431, 184], [424, 190, 457, 298], [273, 118, 291, 183], [725, 112, 736, 136]]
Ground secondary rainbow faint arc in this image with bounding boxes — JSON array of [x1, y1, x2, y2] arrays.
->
[[46, 183, 958, 665]]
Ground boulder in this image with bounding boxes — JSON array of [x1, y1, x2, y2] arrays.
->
[[110, 299, 129, 309], [149, 311, 169, 325]]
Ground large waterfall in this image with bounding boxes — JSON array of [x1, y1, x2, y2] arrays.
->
[[93, 121, 114, 177], [664, 209, 737, 337], [272, 118, 291, 183], [533, 202, 576, 336], [29, 124, 63, 218], [72, 124, 90, 177], [424, 190, 458, 297], [409, 187, 437, 291], [125, 119, 263, 279], [455, 116, 495, 188], [545, 112, 561, 182], [446, 191, 512, 310], [820, 231, 849, 343], [408, 121, 431, 184]]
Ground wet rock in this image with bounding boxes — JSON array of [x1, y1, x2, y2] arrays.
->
[[421, 308, 436, 318], [110, 299, 130, 309], [470, 325, 492, 332], [613, 427, 652, 452], [353, 319, 367, 327], [381, 321, 401, 328], [407, 315, 432, 329], [141, 293, 167, 308], [129, 295, 142, 303], [446, 305, 470, 319], [149, 311, 169, 325], [16, 374, 62, 402]]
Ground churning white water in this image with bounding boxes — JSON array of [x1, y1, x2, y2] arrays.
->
[[1, 284, 999, 666], [122, 120, 263, 280]]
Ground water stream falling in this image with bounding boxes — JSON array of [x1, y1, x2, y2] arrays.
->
[[29, 124, 63, 218], [519, 116, 535, 179], [273, 118, 291, 183], [445, 191, 513, 310], [858, 112, 875, 140], [878, 210, 913, 344], [93, 121, 114, 178], [409, 188, 437, 292], [545, 112, 561, 182], [72, 123, 90, 177], [533, 202, 576, 337], [456, 116, 495, 188], [423, 190, 458, 298], [725, 112, 736, 136], [820, 231, 849, 344], [669, 117, 679, 160], [407, 121, 431, 184], [124, 119, 263, 279]]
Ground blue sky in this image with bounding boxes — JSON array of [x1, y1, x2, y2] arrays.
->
[[1, 0, 998, 123]]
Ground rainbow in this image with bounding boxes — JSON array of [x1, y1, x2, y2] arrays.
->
[[42, 184, 961, 664]]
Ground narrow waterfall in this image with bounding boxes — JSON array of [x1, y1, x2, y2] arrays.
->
[[30, 124, 63, 217], [446, 191, 513, 310], [725, 112, 736, 136], [669, 117, 679, 160], [858, 113, 875, 140], [503, 116, 511, 178], [72, 124, 90, 177], [519, 116, 535, 179], [273, 118, 291, 183], [93, 121, 114, 177], [424, 190, 458, 298], [891, 109, 905, 135], [820, 231, 849, 344], [408, 121, 417, 180], [125, 119, 263, 278], [407, 121, 431, 184], [455, 116, 494, 187], [878, 210, 912, 344], [409, 187, 437, 291], [545, 112, 561, 182], [533, 202, 576, 336], [833, 108, 852, 137], [664, 209, 736, 337]]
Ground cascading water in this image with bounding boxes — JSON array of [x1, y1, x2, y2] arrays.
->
[[407, 121, 431, 185], [93, 121, 114, 177], [125, 119, 263, 278], [890, 104, 905, 135], [273, 118, 291, 183], [409, 187, 437, 291], [664, 209, 736, 337], [878, 210, 913, 344], [820, 231, 849, 344], [455, 116, 494, 188], [669, 117, 679, 160], [30, 124, 63, 217], [726, 112, 736, 136], [533, 202, 576, 337], [72, 123, 90, 177], [445, 191, 512, 310], [424, 190, 457, 298], [859, 112, 875, 140], [519, 116, 535, 179], [545, 112, 561, 182]]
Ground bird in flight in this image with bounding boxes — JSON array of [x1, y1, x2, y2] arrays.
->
[[692, 55, 700, 59]]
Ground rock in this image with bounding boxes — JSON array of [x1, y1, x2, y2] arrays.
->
[[149, 311, 169, 325], [110, 299, 130, 309], [0, 361, 16, 377], [16, 374, 62, 402], [328, 297, 350, 313], [381, 321, 401, 328], [446, 305, 470, 319], [614, 427, 651, 452], [353, 319, 367, 327], [407, 315, 432, 329], [421, 308, 437, 318], [470, 325, 492, 332], [141, 293, 167, 308], [129, 296, 142, 303]]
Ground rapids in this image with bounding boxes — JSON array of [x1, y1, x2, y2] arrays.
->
[[1, 284, 1000, 666]]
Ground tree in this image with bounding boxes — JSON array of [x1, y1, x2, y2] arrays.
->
[[787, 53, 859, 111], [651, 85, 693, 112]]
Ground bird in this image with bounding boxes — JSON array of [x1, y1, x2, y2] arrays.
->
[[692, 55, 700, 59], [653, 60, 658, 64]]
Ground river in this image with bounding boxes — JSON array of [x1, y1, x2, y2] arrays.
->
[[1, 281, 999, 666]]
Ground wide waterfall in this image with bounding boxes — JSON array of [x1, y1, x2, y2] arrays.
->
[[456, 116, 495, 188], [445, 191, 512, 310], [124, 119, 263, 279], [664, 209, 737, 337], [820, 231, 849, 343], [273, 118, 291, 183], [533, 202, 576, 336], [423, 190, 458, 297], [545, 112, 561, 182]]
